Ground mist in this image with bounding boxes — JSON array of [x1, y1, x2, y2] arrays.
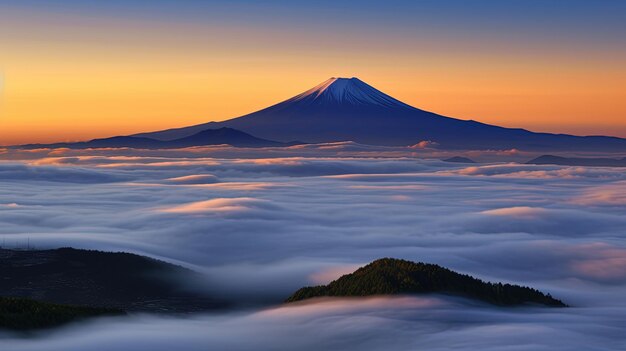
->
[[1, 146, 625, 349]]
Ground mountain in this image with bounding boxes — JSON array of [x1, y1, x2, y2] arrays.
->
[[0, 297, 123, 331], [44, 135, 165, 149], [164, 127, 288, 148], [135, 77, 626, 151], [0, 248, 228, 312], [18, 127, 290, 149], [286, 258, 566, 307], [527, 155, 626, 167]]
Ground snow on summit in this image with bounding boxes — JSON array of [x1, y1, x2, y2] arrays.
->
[[288, 77, 415, 108], [133, 77, 626, 151]]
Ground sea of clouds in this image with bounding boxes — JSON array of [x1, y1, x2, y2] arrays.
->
[[1, 145, 625, 350]]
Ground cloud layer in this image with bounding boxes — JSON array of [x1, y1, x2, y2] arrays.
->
[[1, 148, 625, 350]]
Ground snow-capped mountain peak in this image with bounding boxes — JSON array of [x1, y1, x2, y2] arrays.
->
[[132, 76, 626, 152], [287, 77, 414, 109]]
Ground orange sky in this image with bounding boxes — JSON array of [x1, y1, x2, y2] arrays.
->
[[1, 4, 625, 145]]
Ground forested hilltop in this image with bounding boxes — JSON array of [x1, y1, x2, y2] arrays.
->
[[286, 258, 566, 307]]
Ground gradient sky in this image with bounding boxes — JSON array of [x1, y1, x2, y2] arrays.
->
[[1, 0, 625, 144]]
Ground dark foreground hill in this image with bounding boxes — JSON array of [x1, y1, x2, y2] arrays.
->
[[527, 155, 626, 167], [0, 297, 123, 331], [0, 248, 228, 313], [286, 258, 566, 307]]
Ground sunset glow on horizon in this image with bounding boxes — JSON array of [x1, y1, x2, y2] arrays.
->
[[3, 3, 626, 349], [1, 1, 626, 144]]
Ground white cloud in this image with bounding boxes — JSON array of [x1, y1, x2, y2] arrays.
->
[[1, 149, 626, 349], [159, 197, 275, 214], [166, 174, 220, 184]]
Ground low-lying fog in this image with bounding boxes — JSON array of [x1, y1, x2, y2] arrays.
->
[[1, 145, 625, 350]]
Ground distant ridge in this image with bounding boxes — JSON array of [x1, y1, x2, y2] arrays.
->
[[527, 155, 626, 167], [17, 127, 291, 149], [443, 156, 476, 163], [286, 258, 566, 307], [135, 77, 626, 152]]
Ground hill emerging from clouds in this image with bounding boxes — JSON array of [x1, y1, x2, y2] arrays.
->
[[286, 258, 566, 307], [135, 77, 626, 151]]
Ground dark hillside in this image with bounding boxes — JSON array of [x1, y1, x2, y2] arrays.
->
[[0, 248, 228, 312], [286, 258, 566, 307], [0, 297, 123, 330]]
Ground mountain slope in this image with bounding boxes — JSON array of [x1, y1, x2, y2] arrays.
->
[[135, 77, 626, 151], [286, 258, 566, 307]]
